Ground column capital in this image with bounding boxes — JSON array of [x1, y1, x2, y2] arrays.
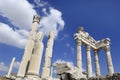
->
[[76, 39, 82, 46], [104, 38, 111, 45], [104, 45, 110, 52], [33, 15, 40, 23], [86, 45, 91, 51], [94, 49, 98, 53]]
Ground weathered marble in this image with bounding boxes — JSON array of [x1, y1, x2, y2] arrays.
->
[[94, 50, 101, 76], [16, 15, 40, 79], [74, 27, 114, 78], [86, 45, 92, 78], [26, 32, 44, 79], [41, 31, 55, 79], [76, 40, 82, 74], [6, 57, 16, 78], [104, 45, 114, 76]]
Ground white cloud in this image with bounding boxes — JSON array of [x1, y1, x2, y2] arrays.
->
[[0, 62, 8, 72], [0, 0, 36, 48], [0, 23, 27, 48], [57, 34, 69, 40], [66, 43, 70, 47], [39, 7, 65, 38], [66, 43, 75, 54], [0, 0, 37, 30], [61, 34, 69, 40], [16, 29, 29, 38], [34, 0, 48, 7], [13, 61, 20, 69], [0, 0, 65, 48]]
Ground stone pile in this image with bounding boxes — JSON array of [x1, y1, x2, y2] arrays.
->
[[87, 73, 120, 80]]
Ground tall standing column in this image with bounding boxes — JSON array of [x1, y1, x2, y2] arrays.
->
[[17, 15, 40, 78], [86, 45, 92, 78], [104, 45, 114, 76], [6, 57, 16, 78], [94, 50, 101, 76], [26, 32, 44, 79], [41, 31, 54, 79], [76, 40, 82, 74]]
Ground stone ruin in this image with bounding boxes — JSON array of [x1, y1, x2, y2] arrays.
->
[[4, 15, 120, 80], [54, 27, 120, 80]]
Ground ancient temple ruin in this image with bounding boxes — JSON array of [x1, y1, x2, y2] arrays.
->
[[4, 15, 120, 80], [54, 27, 115, 80], [75, 27, 114, 77], [15, 15, 55, 80]]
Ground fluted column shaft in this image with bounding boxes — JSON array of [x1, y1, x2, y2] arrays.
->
[[104, 46, 114, 75], [86, 45, 92, 78], [76, 40, 82, 74], [41, 31, 54, 78], [26, 32, 44, 78], [94, 50, 100, 76], [17, 15, 40, 78]]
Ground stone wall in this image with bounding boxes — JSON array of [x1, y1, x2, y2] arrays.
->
[[88, 73, 120, 80], [61, 73, 120, 80]]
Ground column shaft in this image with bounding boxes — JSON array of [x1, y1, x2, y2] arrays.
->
[[17, 15, 40, 78], [6, 57, 16, 78], [41, 31, 54, 78], [26, 32, 44, 78], [94, 50, 100, 76], [86, 45, 92, 78], [105, 46, 114, 75], [76, 40, 82, 74]]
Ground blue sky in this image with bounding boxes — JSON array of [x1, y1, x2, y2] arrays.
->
[[0, 0, 120, 77]]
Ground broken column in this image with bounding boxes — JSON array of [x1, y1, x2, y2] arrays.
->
[[6, 57, 16, 78], [94, 50, 101, 76], [86, 45, 92, 78], [41, 31, 54, 79], [17, 15, 40, 78], [26, 32, 44, 79]]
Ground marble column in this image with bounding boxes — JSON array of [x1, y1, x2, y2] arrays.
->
[[26, 32, 44, 79], [86, 45, 92, 78], [76, 40, 82, 74], [6, 57, 16, 78], [104, 46, 114, 76], [17, 15, 40, 78], [94, 50, 100, 76], [41, 31, 54, 79]]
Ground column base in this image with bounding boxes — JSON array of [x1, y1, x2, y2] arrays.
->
[[25, 72, 40, 80], [41, 67, 50, 78], [15, 77, 24, 80]]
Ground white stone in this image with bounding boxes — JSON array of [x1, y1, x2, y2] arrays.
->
[[6, 57, 16, 78], [16, 15, 40, 78], [94, 50, 101, 76], [41, 31, 55, 79], [86, 45, 92, 78]]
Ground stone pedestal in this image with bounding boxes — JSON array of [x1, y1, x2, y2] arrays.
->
[[86, 45, 92, 78], [94, 50, 100, 76], [42, 67, 51, 78]]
